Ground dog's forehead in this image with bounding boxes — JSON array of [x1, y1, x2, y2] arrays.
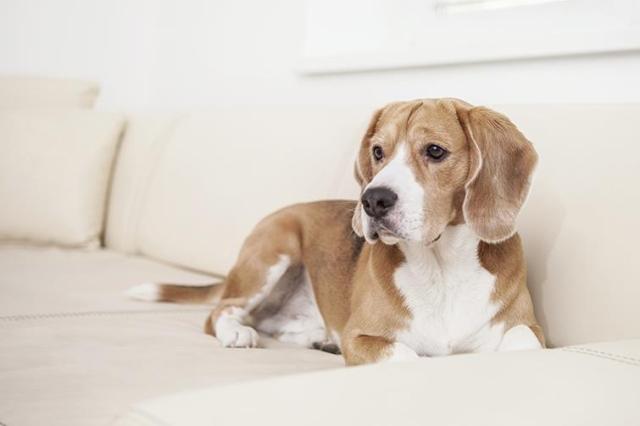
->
[[377, 100, 460, 142]]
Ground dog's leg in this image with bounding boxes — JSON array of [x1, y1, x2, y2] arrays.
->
[[203, 211, 306, 348], [342, 334, 419, 365], [204, 253, 294, 348], [498, 324, 543, 351]]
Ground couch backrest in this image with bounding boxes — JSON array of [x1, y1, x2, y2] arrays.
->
[[105, 106, 370, 273], [0, 75, 100, 109], [498, 104, 640, 347], [106, 103, 640, 347]]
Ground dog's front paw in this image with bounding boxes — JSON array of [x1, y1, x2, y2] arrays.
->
[[385, 342, 420, 362], [217, 325, 259, 348]]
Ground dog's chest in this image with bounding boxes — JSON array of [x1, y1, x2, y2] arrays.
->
[[394, 232, 503, 356]]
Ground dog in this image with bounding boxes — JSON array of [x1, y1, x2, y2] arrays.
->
[[128, 98, 544, 365]]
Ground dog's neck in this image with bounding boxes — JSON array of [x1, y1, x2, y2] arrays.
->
[[397, 224, 481, 276]]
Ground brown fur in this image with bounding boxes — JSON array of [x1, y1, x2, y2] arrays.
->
[[154, 283, 224, 304], [455, 103, 539, 243]]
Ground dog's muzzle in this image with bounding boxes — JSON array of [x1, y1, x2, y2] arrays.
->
[[362, 186, 401, 244]]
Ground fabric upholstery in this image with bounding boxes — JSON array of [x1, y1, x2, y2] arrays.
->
[[114, 339, 640, 426], [0, 246, 342, 426], [0, 245, 217, 316], [0, 110, 124, 247], [2, 103, 639, 425], [105, 106, 368, 273], [0, 314, 341, 426], [0, 75, 100, 109], [497, 104, 640, 347]]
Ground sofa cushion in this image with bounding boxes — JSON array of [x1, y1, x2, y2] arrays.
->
[[114, 339, 640, 426], [0, 110, 124, 247], [0, 246, 343, 425], [0, 312, 342, 426], [105, 106, 368, 274], [0, 75, 100, 109], [0, 245, 217, 316], [496, 104, 640, 348]]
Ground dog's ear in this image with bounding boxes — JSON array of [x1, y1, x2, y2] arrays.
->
[[354, 108, 383, 187], [455, 104, 538, 243], [352, 108, 383, 237]]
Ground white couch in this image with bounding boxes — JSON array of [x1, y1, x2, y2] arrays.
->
[[1, 77, 639, 426]]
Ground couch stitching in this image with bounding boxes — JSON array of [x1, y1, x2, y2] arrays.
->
[[123, 408, 173, 426], [562, 347, 640, 367], [0, 308, 210, 322], [571, 347, 640, 363], [563, 346, 640, 363]]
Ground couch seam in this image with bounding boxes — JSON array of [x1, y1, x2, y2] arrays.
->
[[562, 346, 640, 367], [0, 308, 211, 322], [564, 346, 640, 363], [100, 119, 128, 248]]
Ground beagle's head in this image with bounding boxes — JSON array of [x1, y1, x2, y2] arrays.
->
[[352, 99, 538, 245]]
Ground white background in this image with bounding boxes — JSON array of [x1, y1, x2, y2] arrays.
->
[[1, 0, 639, 111]]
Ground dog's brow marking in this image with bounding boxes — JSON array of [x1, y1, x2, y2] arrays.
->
[[405, 101, 424, 135]]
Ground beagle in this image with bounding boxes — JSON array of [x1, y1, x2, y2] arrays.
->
[[128, 98, 544, 365]]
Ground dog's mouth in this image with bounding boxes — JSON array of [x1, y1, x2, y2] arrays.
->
[[365, 219, 442, 247], [366, 220, 402, 245]]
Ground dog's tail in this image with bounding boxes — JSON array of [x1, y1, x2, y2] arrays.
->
[[125, 281, 225, 304]]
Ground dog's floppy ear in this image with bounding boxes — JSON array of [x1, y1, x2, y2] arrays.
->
[[455, 104, 538, 243], [352, 108, 383, 237], [354, 108, 383, 187]]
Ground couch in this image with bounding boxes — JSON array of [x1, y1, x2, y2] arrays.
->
[[1, 76, 639, 425]]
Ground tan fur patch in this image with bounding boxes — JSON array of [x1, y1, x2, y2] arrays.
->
[[479, 235, 545, 347]]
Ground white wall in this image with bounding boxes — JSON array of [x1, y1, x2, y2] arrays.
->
[[1, 0, 639, 111]]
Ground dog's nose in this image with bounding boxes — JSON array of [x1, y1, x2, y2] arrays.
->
[[361, 187, 398, 219]]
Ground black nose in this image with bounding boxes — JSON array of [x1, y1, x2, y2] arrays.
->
[[361, 187, 398, 219]]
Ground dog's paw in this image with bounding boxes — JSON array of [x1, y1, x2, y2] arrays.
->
[[217, 325, 259, 348], [385, 342, 420, 362]]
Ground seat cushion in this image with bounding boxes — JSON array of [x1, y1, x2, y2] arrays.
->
[[0, 110, 124, 247], [0, 246, 343, 426], [114, 339, 640, 426], [0, 75, 100, 109], [0, 313, 342, 426], [0, 245, 217, 316]]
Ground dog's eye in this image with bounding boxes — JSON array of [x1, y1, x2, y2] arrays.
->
[[425, 144, 448, 161], [372, 145, 384, 161]]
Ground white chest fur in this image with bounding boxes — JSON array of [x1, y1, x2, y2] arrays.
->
[[394, 225, 504, 356]]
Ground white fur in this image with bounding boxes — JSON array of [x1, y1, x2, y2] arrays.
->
[[394, 224, 504, 356], [215, 306, 259, 348], [330, 330, 342, 349], [384, 342, 420, 362], [362, 143, 425, 242], [498, 324, 542, 351], [256, 270, 327, 347], [125, 282, 160, 302], [246, 255, 291, 311], [214, 255, 291, 348]]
